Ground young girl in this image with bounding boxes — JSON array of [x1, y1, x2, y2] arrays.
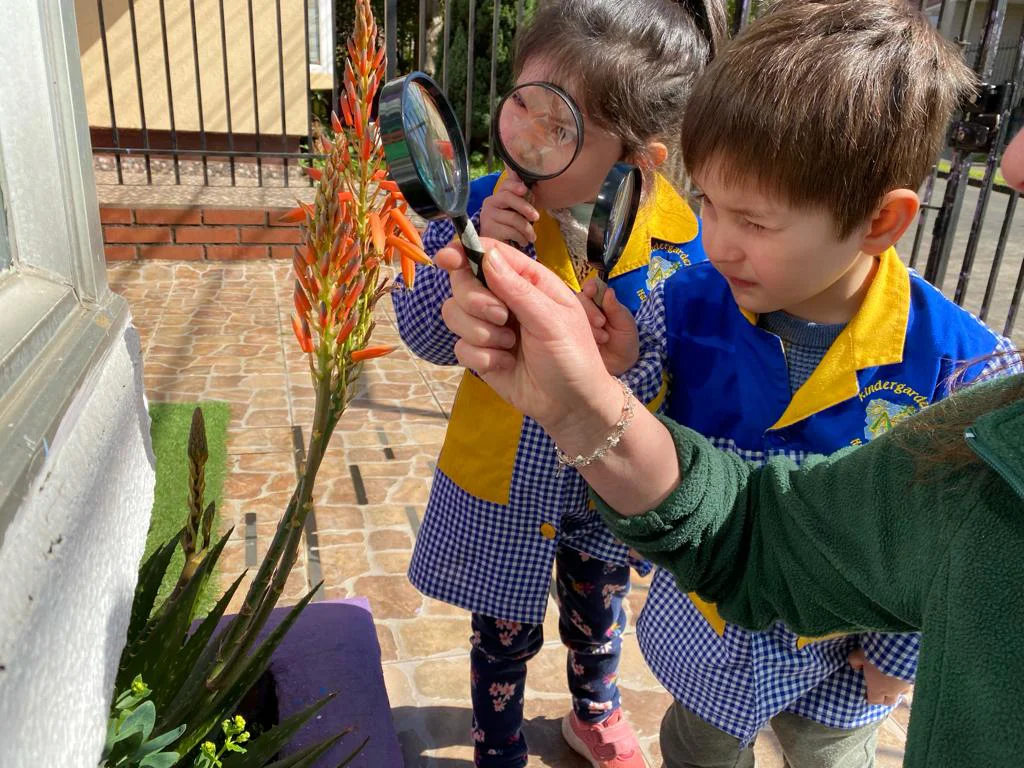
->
[[391, 1, 725, 765]]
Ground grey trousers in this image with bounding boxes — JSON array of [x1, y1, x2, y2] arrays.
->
[[660, 700, 880, 768]]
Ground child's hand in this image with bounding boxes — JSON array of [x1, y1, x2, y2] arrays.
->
[[578, 281, 640, 376], [480, 169, 539, 247], [848, 649, 912, 707]]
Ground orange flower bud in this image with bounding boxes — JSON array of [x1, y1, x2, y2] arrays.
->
[[278, 206, 308, 224], [292, 313, 314, 353], [351, 345, 395, 362], [294, 280, 311, 316], [306, 167, 322, 182], [386, 233, 431, 265], [368, 212, 386, 254], [336, 315, 356, 345], [401, 254, 415, 288], [390, 207, 424, 249], [344, 275, 366, 314], [331, 111, 343, 134]]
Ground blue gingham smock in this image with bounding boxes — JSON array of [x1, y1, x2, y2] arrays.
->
[[623, 262, 1022, 744], [393, 174, 706, 624]]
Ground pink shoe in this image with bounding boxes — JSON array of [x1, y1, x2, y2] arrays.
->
[[561, 709, 647, 768]]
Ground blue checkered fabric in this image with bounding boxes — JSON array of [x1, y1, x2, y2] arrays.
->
[[627, 270, 1022, 744], [396, 215, 641, 625]]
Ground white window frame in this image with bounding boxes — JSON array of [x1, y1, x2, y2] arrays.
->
[[308, 0, 335, 77], [0, 0, 129, 543]]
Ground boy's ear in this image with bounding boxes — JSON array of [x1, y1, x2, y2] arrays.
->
[[860, 189, 919, 255]]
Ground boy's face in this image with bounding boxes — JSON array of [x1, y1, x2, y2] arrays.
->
[[694, 159, 874, 323]]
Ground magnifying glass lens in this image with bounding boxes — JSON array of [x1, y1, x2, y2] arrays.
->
[[495, 83, 582, 181], [403, 81, 463, 212], [606, 172, 636, 256]]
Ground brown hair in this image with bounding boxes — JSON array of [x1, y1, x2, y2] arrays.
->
[[680, 0, 977, 237], [514, 0, 728, 167], [899, 352, 1023, 472]]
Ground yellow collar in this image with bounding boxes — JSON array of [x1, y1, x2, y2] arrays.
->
[[760, 247, 911, 430], [496, 171, 699, 290]]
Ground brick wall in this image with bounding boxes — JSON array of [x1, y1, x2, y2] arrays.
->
[[100, 206, 304, 261]]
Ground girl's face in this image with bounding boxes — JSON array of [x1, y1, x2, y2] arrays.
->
[[506, 58, 626, 210]]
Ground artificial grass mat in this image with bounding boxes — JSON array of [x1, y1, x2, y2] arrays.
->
[[146, 401, 230, 615]]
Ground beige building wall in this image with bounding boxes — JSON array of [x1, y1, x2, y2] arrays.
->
[[76, 0, 334, 136]]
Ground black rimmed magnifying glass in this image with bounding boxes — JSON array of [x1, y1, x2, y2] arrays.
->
[[493, 82, 585, 187], [377, 72, 488, 282], [587, 162, 642, 305], [378, 72, 642, 301], [495, 82, 643, 305]]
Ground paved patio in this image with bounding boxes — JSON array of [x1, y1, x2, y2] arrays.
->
[[108, 259, 910, 767]]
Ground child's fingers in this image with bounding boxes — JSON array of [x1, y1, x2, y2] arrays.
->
[[488, 208, 536, 244], [577, 290, 608, 330], [600, 286, 631, 328], [442, 297, 517, 349], [435, 243, 469, 272], [492, 188, 539, 221]]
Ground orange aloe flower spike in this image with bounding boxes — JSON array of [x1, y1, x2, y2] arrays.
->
[[331, 111, 343, 134], [352, 345, 395, 362], [306, 167, 323, 182]]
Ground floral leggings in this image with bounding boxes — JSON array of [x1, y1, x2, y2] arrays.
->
[[469, 545, 631, 768]]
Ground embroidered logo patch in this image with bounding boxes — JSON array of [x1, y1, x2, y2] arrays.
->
[[864, 398, 919, 440]]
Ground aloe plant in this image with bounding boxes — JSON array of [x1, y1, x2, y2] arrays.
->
[[104, 0, 423, 764]]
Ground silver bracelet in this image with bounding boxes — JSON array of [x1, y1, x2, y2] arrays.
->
[[555, 380, 636, 469]]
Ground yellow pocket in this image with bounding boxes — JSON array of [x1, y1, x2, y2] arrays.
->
[[437, 371, 523, 506]]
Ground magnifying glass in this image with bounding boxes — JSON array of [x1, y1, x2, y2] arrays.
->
[[377, 72, 487, 282], [378, 72, 642, 299], [587, 162, 642, 306], [493, 82, 584, 186]]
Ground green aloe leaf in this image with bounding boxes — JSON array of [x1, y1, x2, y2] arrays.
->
[[117, 531, 232, 702], [119, 533, 181, 688], [258, 732, 353, 768], [173, 585, 318, 757], [228, 695, 338, 767], [150, 571, 245, 720]]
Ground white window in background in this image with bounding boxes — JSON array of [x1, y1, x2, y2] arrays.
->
[[308, 0, 335, 77], [0, 0, 127, 530]]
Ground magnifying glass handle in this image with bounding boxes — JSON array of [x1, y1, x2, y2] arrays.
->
[[453, 214, 488, 287], [593, 276, 608, 308]]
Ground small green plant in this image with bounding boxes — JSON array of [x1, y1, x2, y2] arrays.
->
[[194, 717, 251, 768], [101, 676, 185, 768]]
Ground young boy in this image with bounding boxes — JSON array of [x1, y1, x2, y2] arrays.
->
[[589, 1, 1023, 765]]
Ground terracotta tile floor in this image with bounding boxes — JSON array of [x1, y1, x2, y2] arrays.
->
[[108, 260, 909, 767]]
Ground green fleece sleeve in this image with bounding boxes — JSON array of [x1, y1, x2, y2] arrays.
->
[[596, 415, 932, 637]]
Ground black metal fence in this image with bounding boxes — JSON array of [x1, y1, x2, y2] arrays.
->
[[87, 0, 531, 188], [84, 0, 1023, 338]]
